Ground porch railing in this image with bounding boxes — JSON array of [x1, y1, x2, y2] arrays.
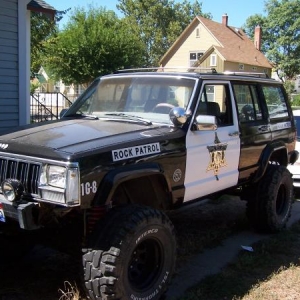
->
[[30, 92, 75, 123]]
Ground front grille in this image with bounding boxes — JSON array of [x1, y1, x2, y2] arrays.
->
[[0, 158, 41, 195]]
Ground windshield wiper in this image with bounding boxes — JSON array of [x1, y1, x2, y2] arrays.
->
[[64, 113, 99, 120], [104, 113, 152, 125], [82, 114, 99, 119]]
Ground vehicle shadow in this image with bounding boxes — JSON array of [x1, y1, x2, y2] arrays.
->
[[0, 224, 85, 300]]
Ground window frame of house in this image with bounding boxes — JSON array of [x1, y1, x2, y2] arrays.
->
[[205, 85, 215, 102], [189, 51, 204, 66], [196, 28, 200, 38], [210, 54, 217, 67]]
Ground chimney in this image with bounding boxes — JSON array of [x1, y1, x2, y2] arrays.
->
[[254, 25, 262, 51], [222, 14, 228, 26]]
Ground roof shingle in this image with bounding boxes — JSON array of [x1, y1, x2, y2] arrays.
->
[[160, 16, 272, 69], [198, 16, 272, 68], [27, 0, 56, 14]]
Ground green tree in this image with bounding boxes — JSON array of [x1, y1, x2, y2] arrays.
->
[[117, 0, 212, 66], [243, 0, 300, 81], [284, 80, 295, 101], [266, 0, 300, 80], [45, 6, 145, 86], [242, 14, 268, 52], [292, 94, 300, 106], [30, 9, 68, 76]]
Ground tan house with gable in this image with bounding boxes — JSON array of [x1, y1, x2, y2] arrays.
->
[[159, 14, 272, 76]]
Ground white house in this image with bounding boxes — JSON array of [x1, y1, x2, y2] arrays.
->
[[0, 0, 55, 133]]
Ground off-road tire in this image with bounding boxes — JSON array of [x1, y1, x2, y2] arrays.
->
[[83, 205, 177, 300], [246, 165, 293, 232]]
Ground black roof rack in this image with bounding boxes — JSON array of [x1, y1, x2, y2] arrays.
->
[[117, 67, 217, 73], [223, 71, 269, 78], [115, 68, 270, 79]]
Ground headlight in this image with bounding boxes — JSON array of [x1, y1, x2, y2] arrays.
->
[[39, 164, 80, 206], [48, 165, 67, 188]]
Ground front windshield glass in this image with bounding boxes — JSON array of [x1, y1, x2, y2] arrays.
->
[[65, 75, 196, 124]]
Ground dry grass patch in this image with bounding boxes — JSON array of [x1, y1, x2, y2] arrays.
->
[[178, 221, 300, 300], [241, 265, 300, 300], [59, 281, 83, 300]]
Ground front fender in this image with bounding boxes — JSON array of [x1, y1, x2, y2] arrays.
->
[[93, 162, 168, 206]]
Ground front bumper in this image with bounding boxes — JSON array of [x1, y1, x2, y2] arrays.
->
[[0, 195, 40, 230], [292, 174, 300, 188], [288, 163, 300, 188]]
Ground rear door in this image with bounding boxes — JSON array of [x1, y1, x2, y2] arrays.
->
[[232, 82, 272, 182]]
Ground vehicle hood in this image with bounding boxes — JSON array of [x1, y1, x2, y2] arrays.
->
[[0, 119, 178, 160]]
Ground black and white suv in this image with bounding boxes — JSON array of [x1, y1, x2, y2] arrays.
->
[[0, 69, 298, 300]]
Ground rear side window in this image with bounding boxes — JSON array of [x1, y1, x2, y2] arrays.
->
[[262, 85, 288, 119], [232, 84, 262, 122]]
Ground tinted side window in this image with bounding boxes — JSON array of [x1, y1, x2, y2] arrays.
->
[[233, 84, 262, 122], [262, 85, 288, 119]]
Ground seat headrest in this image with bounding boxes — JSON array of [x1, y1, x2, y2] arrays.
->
[[206, 102, 221, 117]]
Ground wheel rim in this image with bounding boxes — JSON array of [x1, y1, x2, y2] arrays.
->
[[276, 184, 288, 216], [128, 238, 163, 291]]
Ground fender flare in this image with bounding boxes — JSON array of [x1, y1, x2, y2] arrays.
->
[[253, 141, 288, 182], [93, 162, 170, 206]]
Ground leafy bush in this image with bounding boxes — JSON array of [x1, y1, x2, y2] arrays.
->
[[30, 81, 40, 93], [292, 94, 300, 107]]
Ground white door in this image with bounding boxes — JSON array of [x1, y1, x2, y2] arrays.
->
[[184, 81, 240, 202]]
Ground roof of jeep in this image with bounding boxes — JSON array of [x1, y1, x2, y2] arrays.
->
[[104, 69, 281, 85]]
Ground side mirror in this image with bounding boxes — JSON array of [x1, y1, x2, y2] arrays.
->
[[193, 115, 217, 131], [169, 107, 191, 126]]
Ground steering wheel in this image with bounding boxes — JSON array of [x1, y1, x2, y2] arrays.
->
[[152, 103, 175, 114]]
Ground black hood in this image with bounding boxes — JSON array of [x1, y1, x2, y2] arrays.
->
[[0, 119, 177, 160]]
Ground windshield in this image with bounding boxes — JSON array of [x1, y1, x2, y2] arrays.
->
[[65, 75, 196, 124]]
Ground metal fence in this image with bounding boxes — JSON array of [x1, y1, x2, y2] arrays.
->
[[30, 92, 75, 123]]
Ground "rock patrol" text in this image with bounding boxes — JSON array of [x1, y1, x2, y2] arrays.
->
[[112, 143, 161, 161]]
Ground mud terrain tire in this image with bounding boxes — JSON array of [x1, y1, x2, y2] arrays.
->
[[83, 205, 176, 300], [246, 165, 293, 232]]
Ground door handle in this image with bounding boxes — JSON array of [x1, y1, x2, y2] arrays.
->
[[258, 125, 270, 132], [229, 131, 240, 137]]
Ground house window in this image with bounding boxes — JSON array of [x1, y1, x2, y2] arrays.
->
[[196, 28, 200, 38], [239, 64, 244, 71], [210, 54, 217, 67], [252, 66, 257, 71], [206, 85, 215, 101], [189, 52, 204, 66]]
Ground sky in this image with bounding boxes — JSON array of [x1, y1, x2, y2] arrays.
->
[[48, 0, 266, 29]]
